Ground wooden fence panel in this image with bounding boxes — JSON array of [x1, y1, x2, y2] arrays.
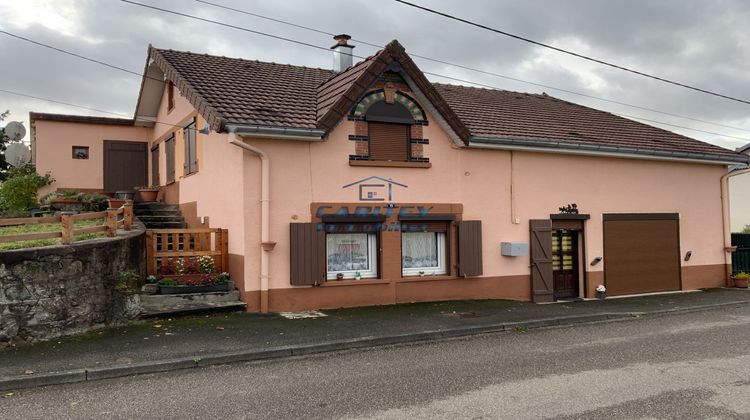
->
[[0, 201, 132, 245], [146, 228, 229, 276]]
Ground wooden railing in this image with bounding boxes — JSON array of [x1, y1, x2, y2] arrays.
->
[[145, 228, 228, 276], [0, 200, 134, 245]]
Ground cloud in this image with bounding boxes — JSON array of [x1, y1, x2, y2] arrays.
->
[[1, 0, 749, 150]]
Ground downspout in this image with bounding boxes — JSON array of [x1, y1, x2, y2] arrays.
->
[[721, 167, 750, 286], [228, 131, 273, 313]]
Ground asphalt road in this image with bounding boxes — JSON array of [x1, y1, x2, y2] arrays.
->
[[2, 305, 750, 419]]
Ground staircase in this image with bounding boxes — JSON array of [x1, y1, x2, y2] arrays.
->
[[133, 202, 187, 229]]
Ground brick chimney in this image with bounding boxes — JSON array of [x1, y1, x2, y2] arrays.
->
[[331, 34, 354, 73]]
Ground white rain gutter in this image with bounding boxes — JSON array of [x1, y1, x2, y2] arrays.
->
[[721, 167, 750, 285], [227, 129, 272, 313], [229, 125, 325, 141], [469, 137, 750, 166]]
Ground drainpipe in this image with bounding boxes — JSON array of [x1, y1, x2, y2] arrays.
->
[[720, 167, 750, 286], [228, 131, 274, 313]]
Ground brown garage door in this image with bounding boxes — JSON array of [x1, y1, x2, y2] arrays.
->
[[603, 214, 681, 296]]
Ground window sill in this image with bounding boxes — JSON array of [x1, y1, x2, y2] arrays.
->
[[349, 160, 431, 168], [320, 279, 391, 287]]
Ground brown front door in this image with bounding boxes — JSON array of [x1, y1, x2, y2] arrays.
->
[[552, 229, 579, 299], [103, 140, 148, 192]]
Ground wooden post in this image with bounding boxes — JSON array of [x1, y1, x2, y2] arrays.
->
[[60, 212, 73, 245], [123, 200, 133, 231], [105, 208, 117, 237], [146, 230, 155, 275], [220, 229, 229, 273]]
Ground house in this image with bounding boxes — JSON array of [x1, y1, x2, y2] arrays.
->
[[729, 144, 750, 233], [30, 36, 749, 312]]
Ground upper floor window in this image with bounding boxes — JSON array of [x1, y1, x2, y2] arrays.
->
[[365, 101, 414, 163], [167, 81, 175, 112], [349, 90, 429, 166]]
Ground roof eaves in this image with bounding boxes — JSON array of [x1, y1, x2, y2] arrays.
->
[[29, 112, 134, 126], [469, 135, 750, 165], [150, 48, 227, 132]]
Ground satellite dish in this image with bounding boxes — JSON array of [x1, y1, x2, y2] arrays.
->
[[3, 121, 26, 142], [5, 142, 31, 166]]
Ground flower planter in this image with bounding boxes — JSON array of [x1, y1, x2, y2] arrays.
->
[[107, 198, 126, 209], [51, 198, 84, 212], [138, 189, 159, 202], [733, 277, 749, 288], [159, 283, 231, 294]]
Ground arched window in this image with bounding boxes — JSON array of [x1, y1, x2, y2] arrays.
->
[[350, 90, 427, 163]]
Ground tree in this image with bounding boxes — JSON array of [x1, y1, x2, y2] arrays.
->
[[0, 163, 53, 214], [0, 110, 11, 181]]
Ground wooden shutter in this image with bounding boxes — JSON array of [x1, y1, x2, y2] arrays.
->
[[369, 122, 409, 161], [290, 223, 326, 285], [151, 145, 159, 185], [165, 135, 175, 183], [183, 120, 197, 174], [458, 220, 483, 276], [530, 219, 554, 303]]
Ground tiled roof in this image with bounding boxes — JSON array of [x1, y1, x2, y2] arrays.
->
[[151, 43, 741, 160], [434, 84, 738, 158], [154, 48, 333, 129]]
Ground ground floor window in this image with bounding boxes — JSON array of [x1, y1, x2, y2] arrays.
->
[[402, 231, 447, 276], [326, 233, 378, 280]]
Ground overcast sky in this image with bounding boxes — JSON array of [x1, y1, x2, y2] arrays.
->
[[1, 0, 750, 150]]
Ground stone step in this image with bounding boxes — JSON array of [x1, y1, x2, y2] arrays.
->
[[141, 221, 188, 229], [132, 209, 183, 216], [140, 290, 246, 318], [137, 215, 186, 223], [134, 202, 179, 211]]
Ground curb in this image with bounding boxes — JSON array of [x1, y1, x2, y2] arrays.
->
[[1, 299, 748, 391]]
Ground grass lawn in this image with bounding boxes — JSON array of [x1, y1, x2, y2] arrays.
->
[[0, 218, 106, 251]]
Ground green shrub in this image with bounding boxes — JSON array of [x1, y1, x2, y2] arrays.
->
[[115, 269, 142, 294], [80, 193, 109, 211], [0, 164, 53, 212], [158, 278, 178, 286]]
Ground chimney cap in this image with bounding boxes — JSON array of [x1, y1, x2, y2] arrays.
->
[[331, 34, 354, 49]]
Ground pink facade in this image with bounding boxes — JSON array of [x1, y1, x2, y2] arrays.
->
[[32, 118, 149, 196], [108, 82, 728, 311], [30, 42, 741, 312]]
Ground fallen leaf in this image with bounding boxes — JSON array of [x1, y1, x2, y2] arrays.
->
[[3, 392, 14, 398]]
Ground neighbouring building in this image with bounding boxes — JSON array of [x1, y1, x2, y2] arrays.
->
[[30, 36, 749, 312]]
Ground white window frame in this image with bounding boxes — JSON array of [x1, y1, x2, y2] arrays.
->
[[326, 233, 378, 280], [402, 231, 447, 276]]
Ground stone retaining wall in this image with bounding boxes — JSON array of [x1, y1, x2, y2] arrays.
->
[[0, 226, 146, 347]]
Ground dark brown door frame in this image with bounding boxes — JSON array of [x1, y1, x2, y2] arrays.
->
[[550, 214, 590, 299]]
